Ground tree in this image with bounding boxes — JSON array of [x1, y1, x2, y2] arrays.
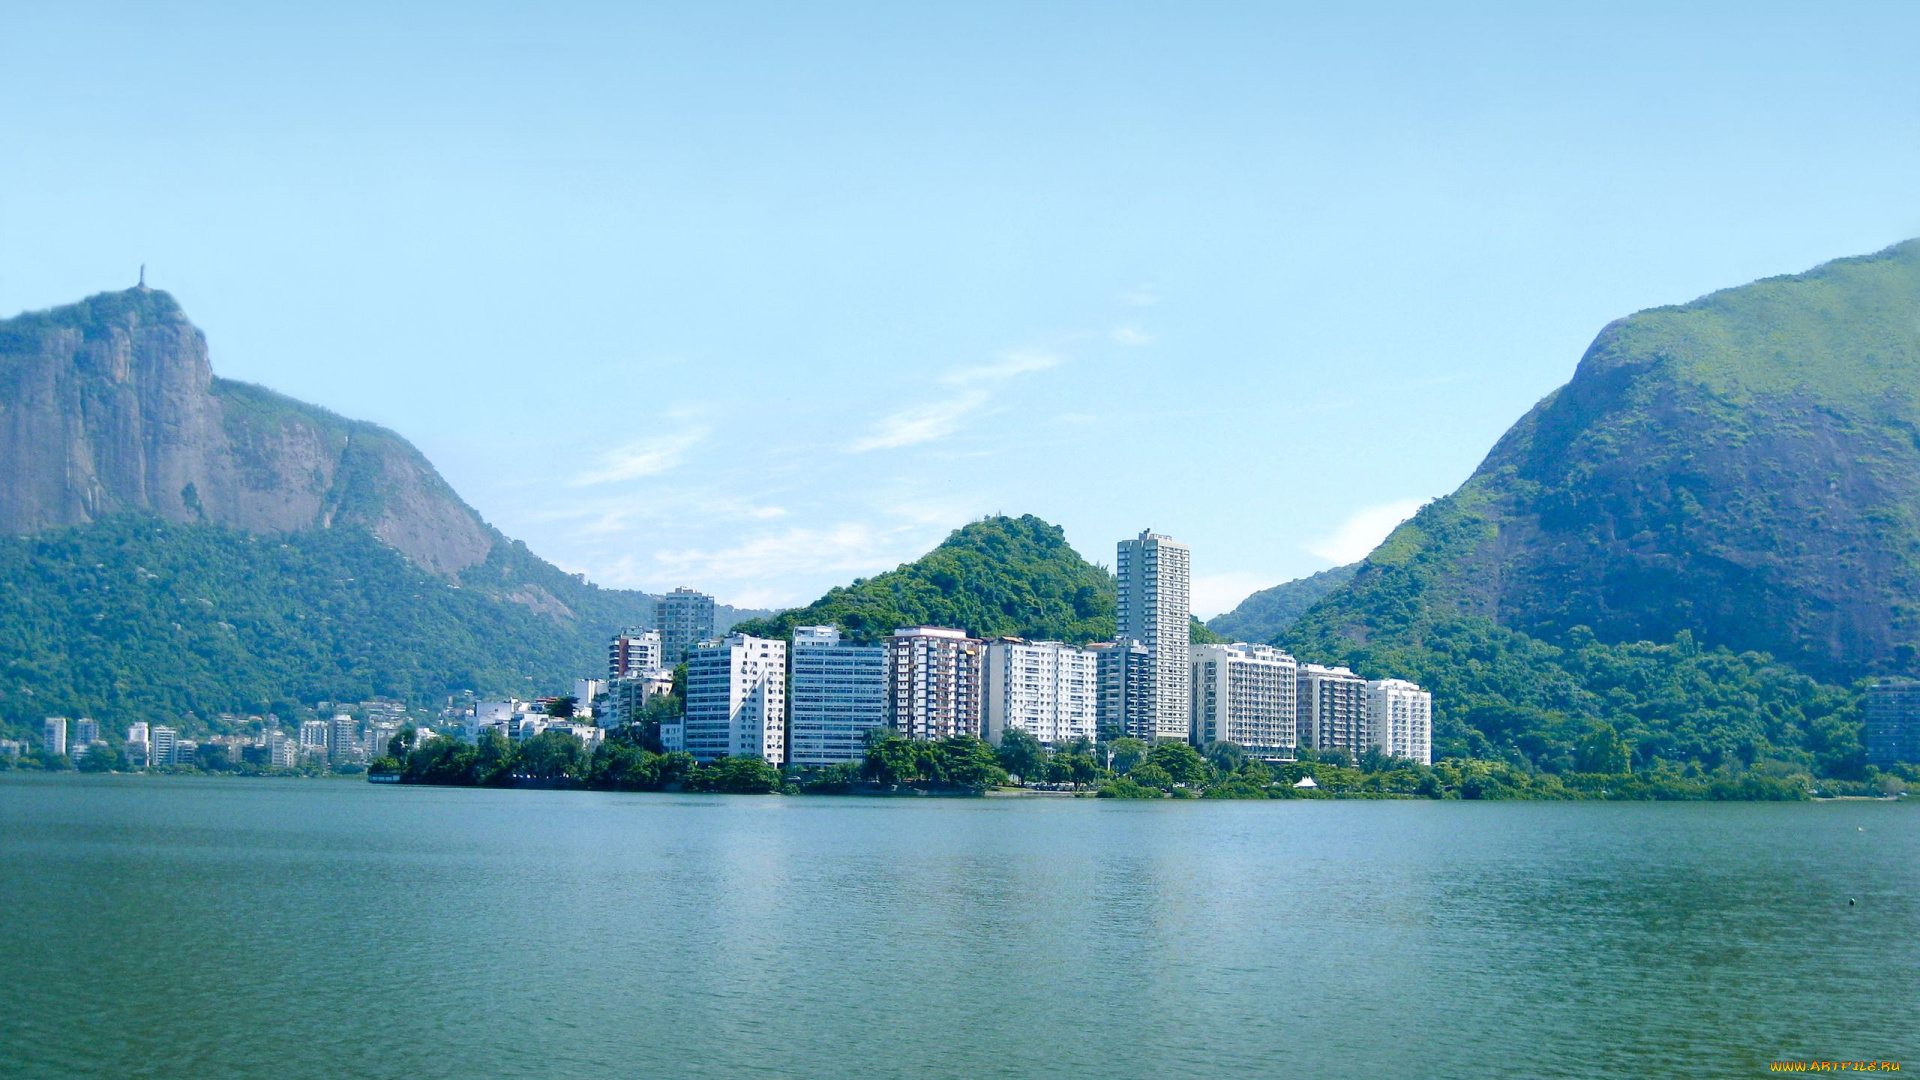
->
[[77, 742, 125, 773], [471, 730, 516, 786], [387, 725, 417, 759], [689, 756, 782, 794], [517, 730, 588, 780], [1130, 763, 1176, 791], [1144, 742, 1211, 786], [1202, 741, 1247, 775], [865, 733, 928, 784], [1107, 737, 1149, 774], [194, 743, 234, 773], [1574, 721, 1632, 774], [545, 696, 578, 719], [995, 729, 1048, 784], [935, 736, 1008, 792]]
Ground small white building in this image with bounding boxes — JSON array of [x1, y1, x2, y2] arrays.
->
[[788, 626, 887, 767]]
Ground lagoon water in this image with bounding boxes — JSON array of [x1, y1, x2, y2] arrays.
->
[[0, 774, 1914, 1079]]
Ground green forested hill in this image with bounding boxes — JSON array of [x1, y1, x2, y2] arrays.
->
[[0, 516, 656, 736], [1207, 563, 1357, 643], [732, 515, 1117, 644], [1274, 243, 1920, 779]]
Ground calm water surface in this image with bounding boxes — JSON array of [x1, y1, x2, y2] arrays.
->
[[1, 774, 1914, 1079]]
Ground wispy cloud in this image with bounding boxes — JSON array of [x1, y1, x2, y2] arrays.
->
[[847, 391, 991, 452], [848, 348, 1064, 452], [1307, 498, 1429, 564], [1120, 287, 1161, 308], [940, 349, 1062, 386], [1110, 325, 1153, 346], [650, 521, 928, 607], [570, 427, 707, 486]]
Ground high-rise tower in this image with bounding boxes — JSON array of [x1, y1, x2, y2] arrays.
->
[[1116, 529, 1191, 741]]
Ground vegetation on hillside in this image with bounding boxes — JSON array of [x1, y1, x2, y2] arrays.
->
[[1207, 562, 1358, 643], [0, 516, 654, 741], [732, 515, 1117, 644]]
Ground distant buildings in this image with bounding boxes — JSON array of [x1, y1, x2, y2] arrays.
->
[[886, 627, 982, 741], [981, 638, 1098, 747], [1090, 639, 1153, 742], [788, 626, 886, 767], [608, 629, 663, 681], [1297, 664, 1369, 757], [1191, 643, 1298, 760], [125, 722, 150, 768], [1117, 530, 1191, 742], [1866, 679, 1920, 766], [298, 719, 330, 760], [74, 718, 100, 746], [1367, 678, 1433, 766], [150, 725, 178, 766], [655, 587, 716, 664], [42, 717, 67, 757], [684, 633, 787, 765]]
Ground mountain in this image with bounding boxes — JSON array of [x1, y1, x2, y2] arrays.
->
[[1278, 242, 1920, 776], [0, 288, 747, 736], [1206, 563, 1358, 643], [732, 515, 1117, 644]]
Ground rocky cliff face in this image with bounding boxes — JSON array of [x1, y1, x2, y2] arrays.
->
[[0, 288, 494, 576], [1296, 240, 1920, 681]]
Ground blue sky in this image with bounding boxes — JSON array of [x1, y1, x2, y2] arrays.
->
[[5, 2, 1918, 612]]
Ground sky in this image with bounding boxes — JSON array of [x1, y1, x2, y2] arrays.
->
[[5, 2, 1919, 614]]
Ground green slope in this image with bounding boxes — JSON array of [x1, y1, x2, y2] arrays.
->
[[1276, 242, 1920, 778], [0, 516, 656, 735], [732, 515, 1117, 644], [1206, 563, 1358, 643]]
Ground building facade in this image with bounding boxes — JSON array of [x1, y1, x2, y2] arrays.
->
[[1366, 678, 1433, 766], [1091, 639, 1154, 742], [1117, 529, 1192, 741], [42, 717, 67, 757], [607, 629, 663, 681], [886, 627, 983, 741], [125, 722, 150, 769], [330, 714, 360, 765], [1191, 643, 1298, 759], [1866, 679, 1920, 765], [1297, 664, 1369, 757], [150, 725, 178, 766], [655, 587, 716, 664], [788, 625, 887, 767], [684, 633, 787, 764], [981, 638, 1099, 747]]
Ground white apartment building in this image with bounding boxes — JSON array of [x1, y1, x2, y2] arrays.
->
[[655, 587, 716, 664], [1117, 530, 1192, 741], [42, 717, 67, 757], [330, 714, 360, 765], [266, 729, 298, 768], [607, 629, 663, 680], [125, 722, 150, 769], [603, 671, 676, 729], [684, 633, 787, 764], [788, 625, 887, 767], [1367, 678, 1433, 766], [1191, 643, 1299, 760], [74, 718, 100, 745], [150, 725, 178, 766], [1297, 664, 1370, 757], [298, 719, 331, 759], [886, 627, 983, 741], [981, 638, 1099, 748]]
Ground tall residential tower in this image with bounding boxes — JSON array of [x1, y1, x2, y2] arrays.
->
[[1116, 530, 1191, 741]]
